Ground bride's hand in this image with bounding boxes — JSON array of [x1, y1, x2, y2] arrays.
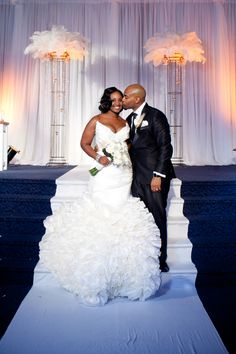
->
[[98, 155, 111, 166]]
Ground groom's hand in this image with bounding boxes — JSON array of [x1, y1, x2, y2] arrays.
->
[[151, 176, 161, 192]]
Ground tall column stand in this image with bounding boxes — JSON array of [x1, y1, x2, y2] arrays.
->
[[48, 57, 70, 165], [167, 60, 184, 164], [0, 121, 9, 171]]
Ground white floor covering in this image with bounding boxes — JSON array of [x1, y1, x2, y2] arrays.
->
[[0, 272, 228, 354]]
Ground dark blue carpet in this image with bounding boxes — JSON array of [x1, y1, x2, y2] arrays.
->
[[175, 165, 236, 354], [0, 164, 76, 180], [0, 164, 75, 338], [175, 164, 236, 181]]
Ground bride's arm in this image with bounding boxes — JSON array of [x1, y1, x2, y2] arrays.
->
[[80, 117, 110, 166], [126, 139, 131, 150]]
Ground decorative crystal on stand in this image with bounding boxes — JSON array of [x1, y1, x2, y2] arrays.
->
[[144, 31, 206, 165], [165, 54, 184, 164], [24, 25, 89, 166], [47, 52, 70, 165], [0, 120, 9, 171]]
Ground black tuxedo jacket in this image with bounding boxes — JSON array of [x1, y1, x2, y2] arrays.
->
[[127, 103, 176, 184]]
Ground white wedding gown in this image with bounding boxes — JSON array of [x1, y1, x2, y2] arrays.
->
[[39, 122, 161, 306]]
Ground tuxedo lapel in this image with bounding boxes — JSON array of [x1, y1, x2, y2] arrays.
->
[[133, 116, 145, 143], [127, 104, 149, 143], [141, 103, 149, 116], [133, 110, 148, 144]]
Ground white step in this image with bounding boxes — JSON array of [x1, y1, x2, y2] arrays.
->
[[46, 166, 196, 275]]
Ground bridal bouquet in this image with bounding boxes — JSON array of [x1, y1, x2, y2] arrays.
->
[[89, 141, 131, 176]]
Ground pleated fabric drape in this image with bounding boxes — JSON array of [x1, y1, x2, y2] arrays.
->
[[0, 0, 235, 165]]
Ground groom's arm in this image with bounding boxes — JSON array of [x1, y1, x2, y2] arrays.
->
[[152, 110, 173, 176]]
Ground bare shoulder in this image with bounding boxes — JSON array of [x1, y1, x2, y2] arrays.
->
[[86, 114, 101, 128]]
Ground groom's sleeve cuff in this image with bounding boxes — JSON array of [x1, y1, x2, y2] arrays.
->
[[153, 171, 166, 178]]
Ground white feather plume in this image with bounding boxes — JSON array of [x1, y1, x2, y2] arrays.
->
[[144, 31, 206, 66], [24, 25, 89, 60]]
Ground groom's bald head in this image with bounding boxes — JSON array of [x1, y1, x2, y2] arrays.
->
[[125, 84, 146, 100], [123, 84, 146, 110]]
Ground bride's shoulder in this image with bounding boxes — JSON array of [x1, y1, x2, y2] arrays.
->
[[87, 115, 101, 126], [82, 115, 102, 135]]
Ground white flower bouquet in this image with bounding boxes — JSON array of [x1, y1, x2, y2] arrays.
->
[[89, 141, 131, 176]]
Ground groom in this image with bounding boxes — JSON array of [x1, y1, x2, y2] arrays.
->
[[123, 84, 175, 272]]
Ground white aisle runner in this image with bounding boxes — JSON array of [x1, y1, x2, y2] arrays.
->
[[0, 273, 228, 354]]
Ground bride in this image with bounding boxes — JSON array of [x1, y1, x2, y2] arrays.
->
[[39, 87, 161, 306]]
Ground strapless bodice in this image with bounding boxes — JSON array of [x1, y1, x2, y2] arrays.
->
[[95, 121, 130, 151]]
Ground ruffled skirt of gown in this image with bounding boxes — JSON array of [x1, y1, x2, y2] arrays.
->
[[39, 164, 161, 306]]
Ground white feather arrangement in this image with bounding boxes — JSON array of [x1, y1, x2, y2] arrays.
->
[[144, 31, 206, 66], [24, 25, 89, 61]]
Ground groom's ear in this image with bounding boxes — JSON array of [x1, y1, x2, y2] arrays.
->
[[136, 97, 142, 104]]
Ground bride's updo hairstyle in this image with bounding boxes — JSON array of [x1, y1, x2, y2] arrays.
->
[[98, 87, 123, 113]]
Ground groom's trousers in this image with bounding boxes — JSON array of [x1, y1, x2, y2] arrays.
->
[[131, 177, 171, 263]]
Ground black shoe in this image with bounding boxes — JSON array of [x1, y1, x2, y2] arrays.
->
[[160, 261, 169, 272]]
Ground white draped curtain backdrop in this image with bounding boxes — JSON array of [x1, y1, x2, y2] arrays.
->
[[0, 0, 235, 165]]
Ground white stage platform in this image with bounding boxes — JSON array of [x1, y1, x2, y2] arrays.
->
[[49, 165, 195, 274], [47, 165, 196, 274]]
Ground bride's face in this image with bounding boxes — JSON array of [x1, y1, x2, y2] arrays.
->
[[110, 91, 123, 114]]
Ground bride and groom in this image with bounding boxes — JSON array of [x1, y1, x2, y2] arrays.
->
[[39, 84, 175, 306]]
